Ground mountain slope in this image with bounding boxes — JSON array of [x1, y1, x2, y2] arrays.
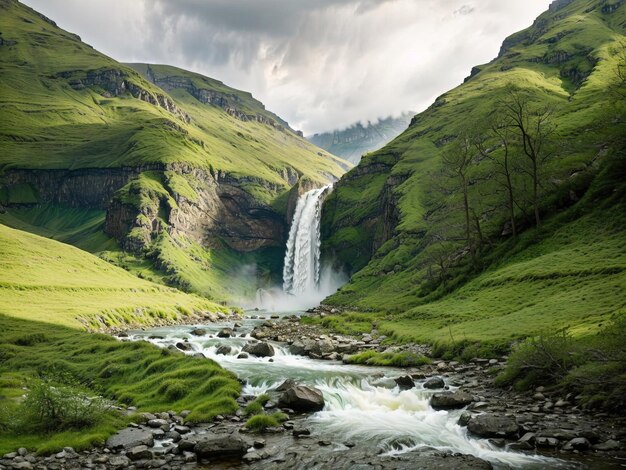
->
[[0, 224, 229, 330], [0, 0, 350, 302], [320, 0, 626, 343], [307, 112, 413, 164]]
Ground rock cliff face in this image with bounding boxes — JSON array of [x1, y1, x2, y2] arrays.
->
[[134, 64, 291, 132], [57, 68, 190, 123], [0, 166, 290, 253]]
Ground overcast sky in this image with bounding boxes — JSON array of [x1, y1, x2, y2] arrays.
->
[[23, 0, 552, 135]]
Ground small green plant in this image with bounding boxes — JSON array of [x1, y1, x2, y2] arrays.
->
[[244, 411, 288, 432], [344, 350, 431, 367], [244, 393, 270, 416]]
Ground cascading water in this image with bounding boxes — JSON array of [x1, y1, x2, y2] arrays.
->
[[126, 316, 572, 469], [254, 185, 344, 311], [282, 185, 330, 295]]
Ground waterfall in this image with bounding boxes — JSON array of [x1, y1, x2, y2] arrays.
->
[[282, 185, 331, 295]]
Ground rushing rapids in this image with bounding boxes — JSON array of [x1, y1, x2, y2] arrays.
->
[[125, 312, 574, 469]]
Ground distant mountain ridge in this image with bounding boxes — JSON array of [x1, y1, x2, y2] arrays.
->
[[307, 112, 413, 164]]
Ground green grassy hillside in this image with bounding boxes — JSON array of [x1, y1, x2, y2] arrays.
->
[[0, 223, 231, 329], [0, 225, 241, 453], [0, 0, 346, 181], [321, 0, 626, 345], [0, 0, 350, 302]]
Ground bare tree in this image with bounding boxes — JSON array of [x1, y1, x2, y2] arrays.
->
[[441, 134, 476, 262], [499, 87, 556, 227], [476, 118, 518, 238]]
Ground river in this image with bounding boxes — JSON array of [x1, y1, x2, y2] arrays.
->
[[124, 310, 577, 469]]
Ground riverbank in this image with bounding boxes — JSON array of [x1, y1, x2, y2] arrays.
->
[[3, 310, 624, 469]]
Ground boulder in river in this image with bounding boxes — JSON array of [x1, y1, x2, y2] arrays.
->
[[217, 328, 233, 338], [467, 414, 519, 438], [243, 341, 275, 357], [216, 345, 232, 355], [176, 342, 193, 352], [190, 328, 207, 336], [423, 376, 445, 389], [395, 375, 415, 390], [430, 391, 473, 410], [194, 434, 248, 458], [278, 384, 325, 412], [289, 341, 306, 355], [275, 379, 297, 392]]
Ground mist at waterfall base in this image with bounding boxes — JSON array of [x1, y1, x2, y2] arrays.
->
[[253, 185, 348, 312], [254, 263, 347, 311]]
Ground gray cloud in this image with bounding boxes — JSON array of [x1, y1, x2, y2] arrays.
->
[[23, 0, 552, 134]]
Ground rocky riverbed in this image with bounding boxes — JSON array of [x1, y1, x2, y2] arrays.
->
[[2, 311, 624, 470]]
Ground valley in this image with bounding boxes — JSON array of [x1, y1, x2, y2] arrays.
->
[[0, 0, 624, 468]]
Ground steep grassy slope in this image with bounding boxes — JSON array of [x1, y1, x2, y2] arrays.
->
[[0, 224, 230, 329], [308, 112, 413, 164], [321, 0, 626, 344], [0, 0, 350, 302], [0, 0, 345, 180], [0, 224, 241, 453]]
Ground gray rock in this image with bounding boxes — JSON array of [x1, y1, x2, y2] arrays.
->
[[147, 418, 169, 428], [289, 341, 306, 355], [11, 461, 33, 470], [217, 328, 233, 338], [13, 462, 33, 470], [128, 445, 153, 461], [293, 426, 311, 437], [563, 437, 591, 451], [430, 391, 473, 410], [394, 375, 415, 390], [423, 377, 445, 389], [174, 425, 190, 434], [458, 411, 473, 427], [536, 437, 559, 447], [216, 345, 232, 355], [106, 427, 155, 450], [278, 384, 325, 412], [467, 414, 519, 438], [243, 341, 275, 357], [108, 456, 131, 468], [178, 439, 196, 452], [190, 328, 207, 336], [194, 434, 248, 458], [592, 439, 620, 451], [237, 352, 249, 359], [275, 379, 297, 392], [176, 342, 193, 351]]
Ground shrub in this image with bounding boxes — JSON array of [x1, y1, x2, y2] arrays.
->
[[495, 330, 580, 390], [9, 381, 113, 433]]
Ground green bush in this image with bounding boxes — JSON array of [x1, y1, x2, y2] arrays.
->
[[6, 380, 113, 434], [495, 330, 580, 390]]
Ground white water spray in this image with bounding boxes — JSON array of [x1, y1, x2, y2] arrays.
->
[[254, 185, 346, 311], [283, 185, 329, 295]]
